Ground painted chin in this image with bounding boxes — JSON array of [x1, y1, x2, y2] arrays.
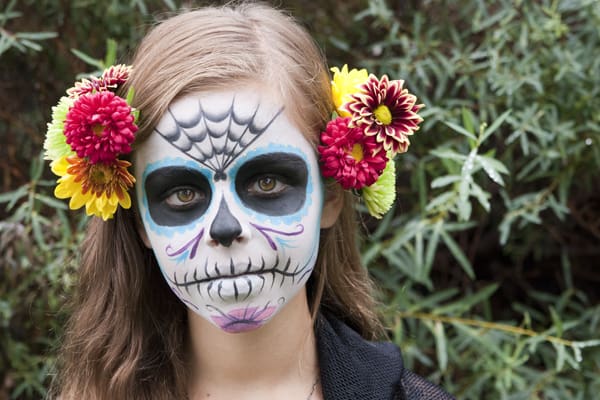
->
[[210, 305, 277, 334]]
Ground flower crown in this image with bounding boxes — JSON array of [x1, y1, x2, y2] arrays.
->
[[318, 65, 424, 218], [44, 65, 138, 221]]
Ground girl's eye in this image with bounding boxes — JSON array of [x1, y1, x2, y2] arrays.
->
[[248, 175, 287, 196], [258, 177, 276, 192], [165, 188, 204, 209]]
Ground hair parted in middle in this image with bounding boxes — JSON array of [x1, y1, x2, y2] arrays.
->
[[53, 4, 383, 399]]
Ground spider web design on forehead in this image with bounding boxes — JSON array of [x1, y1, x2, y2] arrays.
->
[[154, 98, 284, 181]]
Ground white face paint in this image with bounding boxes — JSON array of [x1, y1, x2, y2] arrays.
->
[[134, 89, 323, 334]]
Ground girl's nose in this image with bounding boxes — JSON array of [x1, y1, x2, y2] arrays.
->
[[208, 198, 242, 247]]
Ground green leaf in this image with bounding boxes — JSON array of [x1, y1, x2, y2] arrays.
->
[[461, 107, 476, 136], [480, 109, 511, 143], [425, 191, 455, 213], [417, 160, 427, 212], [431, 175, 461, 188], [33, 194, 68, 210], [424, 219, 442, 274], [19, 38, 41, 51], [457, 184, 472, 221], [31, 212, 48, 250], [125, 86, 136, 105], [477, 155, 508, 186], [104, 38, 117, 66], [433, 321, 448, 371], [471, 181, 491, 211], [70, 48, 104, 70], [440, 230, 475, 279], [14, 31, 57, 40], [361, 241, 382, 267], [162, 0, 177, 10], [1, 184, 29, 211], [554, 343, 566, 371], [430, 148, 467, 162], [29, 152, 44, 181], [436, 284, 498, 314], [443, 121, 477, 141]]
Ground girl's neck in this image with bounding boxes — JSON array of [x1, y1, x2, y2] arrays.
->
[[187, 290, 320, 399]]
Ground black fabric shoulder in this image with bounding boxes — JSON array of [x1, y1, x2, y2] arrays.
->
[[316, 313, 403, 399], [316, 312, 455, 400], [398, 369, 455, 400]]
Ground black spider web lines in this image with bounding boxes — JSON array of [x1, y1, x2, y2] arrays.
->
[[154, 97, 284, 181]]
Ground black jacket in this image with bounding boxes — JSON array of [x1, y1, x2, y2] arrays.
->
[[316, 314, 455, 400]]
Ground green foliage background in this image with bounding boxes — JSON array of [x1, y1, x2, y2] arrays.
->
[[1, 0, 599, 399]]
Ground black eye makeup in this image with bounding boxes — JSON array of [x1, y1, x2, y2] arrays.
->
[[145, 167, 212, 226], [235, 153, 308, 216]]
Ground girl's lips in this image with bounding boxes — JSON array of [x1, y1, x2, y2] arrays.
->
[[211, 305, 277, 333]]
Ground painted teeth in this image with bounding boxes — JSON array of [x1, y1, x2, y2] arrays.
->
[[166, 254, 315, 302]]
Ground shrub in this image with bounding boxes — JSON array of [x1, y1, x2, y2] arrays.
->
[[1, 0, 598, 398]]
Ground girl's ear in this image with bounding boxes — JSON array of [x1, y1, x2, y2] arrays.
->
[[320, 183, 344, 229]]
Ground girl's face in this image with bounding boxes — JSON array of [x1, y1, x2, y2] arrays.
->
[[134, 88, 324, 333]]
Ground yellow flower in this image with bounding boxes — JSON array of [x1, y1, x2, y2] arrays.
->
[[330, 65, 369, 117], [362, 158, 396, 219], [52, 155, 135, 220]]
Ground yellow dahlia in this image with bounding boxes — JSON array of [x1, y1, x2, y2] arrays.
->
[[52, 156, 135, 220], [330, 65, 369, 117]]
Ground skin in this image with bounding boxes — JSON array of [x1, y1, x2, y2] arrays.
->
[[134, 86, 341, 399]]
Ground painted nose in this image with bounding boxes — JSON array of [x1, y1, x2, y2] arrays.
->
[[209, 198, 242, 247]]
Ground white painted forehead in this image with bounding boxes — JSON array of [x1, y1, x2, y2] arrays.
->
[[135, 89, 315, 175], [156, 90, 285, 134]]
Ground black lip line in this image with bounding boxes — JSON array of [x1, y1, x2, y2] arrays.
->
[[168, 255, 308, 289]]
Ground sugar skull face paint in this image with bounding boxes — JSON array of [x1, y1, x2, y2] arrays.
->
[[134, 89, 324, 333]]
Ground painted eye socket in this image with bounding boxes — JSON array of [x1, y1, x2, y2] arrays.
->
[[165, 187, 206, 209], [144, 167, 212, 226], [235, 153, 308, 216], [247, 175, 288, 197]]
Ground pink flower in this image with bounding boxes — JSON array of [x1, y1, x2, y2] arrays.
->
[[67, 77, 106, 99], [64, 91, 137, 164], [344, 74, 424, 154], [67, 64, 132, 98], [101, 64, 132, 88], [319, 117, 388, 190]]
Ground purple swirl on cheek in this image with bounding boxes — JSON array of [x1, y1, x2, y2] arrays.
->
[[250, 223, 304, 250], [165, 228, 205, 261]]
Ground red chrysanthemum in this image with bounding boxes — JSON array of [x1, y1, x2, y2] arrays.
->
[[319, 117, 388, 190], [344, 74, 424, 154], [64, 91, 137, 164]]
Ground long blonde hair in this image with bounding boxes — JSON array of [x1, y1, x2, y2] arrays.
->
[[52, 4, 382, 399]]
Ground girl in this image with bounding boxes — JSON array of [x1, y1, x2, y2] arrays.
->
[[48, 3, 454, 399]]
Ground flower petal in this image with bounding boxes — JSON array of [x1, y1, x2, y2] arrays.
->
[[362, 159, 396, 219]]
